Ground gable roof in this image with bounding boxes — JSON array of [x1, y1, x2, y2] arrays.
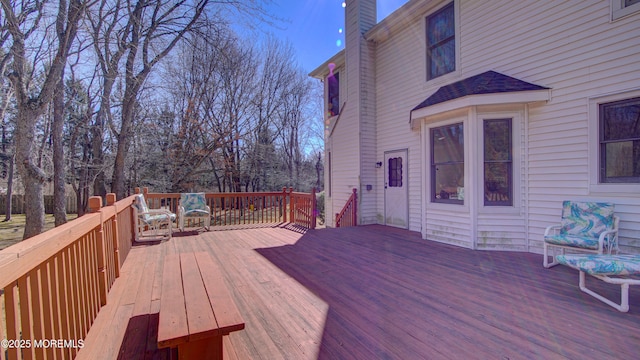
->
[[412, 71, 550, 111]]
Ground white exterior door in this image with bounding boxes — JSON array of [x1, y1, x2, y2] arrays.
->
[[384, 149, 408, 228]]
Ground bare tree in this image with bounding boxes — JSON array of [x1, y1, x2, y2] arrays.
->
[[2, 0, 86, 239]]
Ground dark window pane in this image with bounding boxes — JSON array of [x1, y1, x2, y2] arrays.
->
[[427, 3, 455, 44], [328, 72, 340, 116], [625, 0, 640, 7], [484, 163, 512, 205], [432, 123, 464, 163], [601, 97, 640, 141], [604, 141, 640, 180], [388, 157, 403, 187], [484, 119, 512, 161], [433, 163, 464, 201], [431, 122, 464, 204], [484, 119, 512, 206], [429, 40, 455, 79]]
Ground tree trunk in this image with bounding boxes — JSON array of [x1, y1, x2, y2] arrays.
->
[[15, 110, 46, 238], [53, 74, 67, 226], [4, 154, 14, 221]]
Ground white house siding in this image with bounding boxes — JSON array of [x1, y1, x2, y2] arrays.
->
[[373, 15, 425, 232], [456, 0, 640, 252], [319, 0, 640, 252], [323, 0, 378, 227]]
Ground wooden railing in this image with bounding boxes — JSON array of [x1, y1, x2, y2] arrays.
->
[[0, 193, 135, 360], [290, 188, 317, 230], [336, 188, 357, 228], [140, 187, 317, 230]]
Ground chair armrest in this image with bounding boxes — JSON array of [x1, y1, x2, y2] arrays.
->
[[544, 224, 562, 237], [598, 228, 619, 254]]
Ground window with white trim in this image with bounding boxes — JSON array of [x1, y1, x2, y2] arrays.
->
[[611, 0, 640, 20], [599, 97, 640, 183], [426, 2, 455, 80], [483, 119, 513, 206], [431, 122, 464, 204]]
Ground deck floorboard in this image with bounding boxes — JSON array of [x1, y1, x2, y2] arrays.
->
[[78, 225, 640, 359]]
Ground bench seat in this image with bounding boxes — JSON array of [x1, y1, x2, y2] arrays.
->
[[158, 252, 244, 359]]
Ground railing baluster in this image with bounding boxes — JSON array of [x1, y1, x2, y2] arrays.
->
[[29, 267, 44, 360], [4, 284, 19, 360]]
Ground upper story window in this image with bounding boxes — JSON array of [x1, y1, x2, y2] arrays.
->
[[426, 2, 455, 80], [484, 119, 513, 206], [599, 97, 640, 183], [431, 122, 464, 204], [328, 71, 340, 117], [611, 0, 640, 20]]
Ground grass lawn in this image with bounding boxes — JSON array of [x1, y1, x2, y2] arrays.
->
[[0, 214, 78, 251]]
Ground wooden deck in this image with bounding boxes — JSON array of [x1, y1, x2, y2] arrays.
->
[[76, 225, 640, 359]]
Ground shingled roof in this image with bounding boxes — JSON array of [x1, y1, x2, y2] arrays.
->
[[412, 71, 550, 111]]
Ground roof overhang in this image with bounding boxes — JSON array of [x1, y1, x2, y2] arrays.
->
[[410, 89, 551, 128], [409, 71, 552, 129], [309, 50, 345, 79]]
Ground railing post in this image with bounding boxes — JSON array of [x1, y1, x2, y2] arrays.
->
[[282, 187, 288, 223], [89, 196, 109, 306], [352, 188, 358, 227], [106, 193, 121, 277], [288, 187, 294, 225], [311, 187, 317, 229]]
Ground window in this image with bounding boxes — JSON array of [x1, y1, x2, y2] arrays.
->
[[328, 151, 332, 196], [611, 0, 640, 20], [426, 2, 455, 80], [431, 123, 464, 204], [328, 72, 340, 116], [599, 97, 640, 183], [484, 119, 513, 206], [388, 157, 403, 187]]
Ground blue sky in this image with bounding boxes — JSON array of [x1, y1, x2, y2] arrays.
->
[[263, 0, 409, 73]]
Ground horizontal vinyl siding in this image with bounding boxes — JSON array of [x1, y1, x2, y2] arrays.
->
[[328, 105, 360, 227], [362, 0, 639, 250], [359, 40, 378, 225], [476, 215, 527, 251], [374, 15, 426, 232], [425, 210, 472, 248], [457, 0, 640, 252]]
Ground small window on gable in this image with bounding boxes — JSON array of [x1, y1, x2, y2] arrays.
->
[[426, 2, 455, 80], [328, 71, 340, 117], [599, 97, 640, 183], [611, 0, 640, 20]]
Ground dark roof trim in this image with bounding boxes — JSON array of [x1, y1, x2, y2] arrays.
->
[[412, 71, 550, 111]]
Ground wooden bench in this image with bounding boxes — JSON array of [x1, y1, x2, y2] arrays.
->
[[158, 252, 245, 359]]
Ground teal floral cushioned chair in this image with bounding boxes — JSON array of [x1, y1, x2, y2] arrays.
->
[[543, 201, 619, 268], [178, 193, 211, 231], [133, 194, 176, 241], [556, 254, 640, 312]]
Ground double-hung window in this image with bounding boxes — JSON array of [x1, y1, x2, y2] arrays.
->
[[599, 97, 640, 183], [426, 2, 455, 80], [431, 123, 464, 204], [483, 119, 513, 206]]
